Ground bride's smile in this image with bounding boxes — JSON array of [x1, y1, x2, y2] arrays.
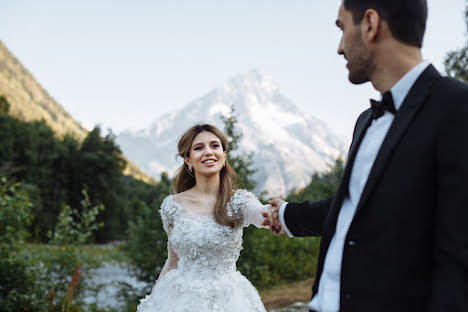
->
[[186, 131, 226, 178]]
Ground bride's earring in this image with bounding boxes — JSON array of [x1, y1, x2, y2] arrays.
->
[[223, 161, 226, 167], [186, 163, 194, 177]]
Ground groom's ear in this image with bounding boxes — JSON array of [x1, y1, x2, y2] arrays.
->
[[361, 9, 381, 43]]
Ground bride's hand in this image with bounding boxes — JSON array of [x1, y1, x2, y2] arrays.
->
[[261, 203, 285, 236]]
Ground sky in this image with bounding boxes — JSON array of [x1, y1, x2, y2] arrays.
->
[[1, 0, 466, 142]]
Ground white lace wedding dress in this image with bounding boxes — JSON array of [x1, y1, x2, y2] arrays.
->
[[136, 189, 268, 312]]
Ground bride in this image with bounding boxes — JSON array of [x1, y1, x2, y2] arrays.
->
[[137, 124, 269, 312]]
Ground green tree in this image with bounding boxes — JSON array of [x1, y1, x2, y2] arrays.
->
[[79, 126, 127, 242], [220, 105, 256, 190], [0, 114, 25, 177], [287, 157, 345, 203], [25, 121, 66, 240], [0, 114, 66, 240], [0, 114, 133, 242], [0, 95, 10, 114], [444, 3, 468, 81]]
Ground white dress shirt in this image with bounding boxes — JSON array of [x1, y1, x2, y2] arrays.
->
[[279, 60, 431, 312]]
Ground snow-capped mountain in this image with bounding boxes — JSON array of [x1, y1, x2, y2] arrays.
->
[[116, 70, 347, 196]]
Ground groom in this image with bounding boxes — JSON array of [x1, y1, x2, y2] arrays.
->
[[263, 0, 468, 311]]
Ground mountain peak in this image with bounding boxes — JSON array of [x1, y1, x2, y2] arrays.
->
[[221, 69, 279, 97], [117, 71, 347, 196]]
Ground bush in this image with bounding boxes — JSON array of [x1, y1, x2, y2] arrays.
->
[[123, 173, 171, 285], [0, 177, 107, 311], [238, 227, 321, 290], [0, 177, 47, 311], [41, 189, 105, 310], [48, 189, 104, 246]]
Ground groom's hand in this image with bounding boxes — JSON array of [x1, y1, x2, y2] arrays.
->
[[269, 198, 285, 210]]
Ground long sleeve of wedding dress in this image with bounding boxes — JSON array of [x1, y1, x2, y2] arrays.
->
[[137, 190, 268, 312], [233, 190, 269, 229]]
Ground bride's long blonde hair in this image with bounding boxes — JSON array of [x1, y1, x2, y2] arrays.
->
[[172, 124, 241, 228]]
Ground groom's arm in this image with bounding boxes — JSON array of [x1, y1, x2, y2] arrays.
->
[[429, 80, 468, 311], [280, 196, 334, 237], [275, 106, 366, 238]]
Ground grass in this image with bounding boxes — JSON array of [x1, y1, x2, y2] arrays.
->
[[260, 278, 314, 311], [21, 242, 130, 264]]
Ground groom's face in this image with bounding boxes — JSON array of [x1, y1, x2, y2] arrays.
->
[[336, 3, 374, 84]]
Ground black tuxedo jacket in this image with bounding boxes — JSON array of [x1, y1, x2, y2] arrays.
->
[[284, 65, 468, 312]]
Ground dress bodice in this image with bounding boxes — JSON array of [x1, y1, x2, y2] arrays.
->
[[160, 190, 266, 276]]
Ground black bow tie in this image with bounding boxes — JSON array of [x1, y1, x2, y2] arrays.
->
[[370, 91, 396, 120]]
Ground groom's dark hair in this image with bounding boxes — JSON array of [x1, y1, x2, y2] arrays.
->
[[343, 0, 427, 48]]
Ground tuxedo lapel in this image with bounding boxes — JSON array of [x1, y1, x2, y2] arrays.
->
[[354, 65, 442, 216], [322, 110, 372, 239], [340, 111, 372, 200]]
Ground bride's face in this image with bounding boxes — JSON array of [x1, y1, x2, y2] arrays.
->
[[186, 131, 226, 178]]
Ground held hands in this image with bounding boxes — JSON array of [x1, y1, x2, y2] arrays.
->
[[261, 198, 286, 236]]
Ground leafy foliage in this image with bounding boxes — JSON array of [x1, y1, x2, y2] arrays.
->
[[48, 189, 104, 246], [79, 128, 126, 242], [286, 158, 345, 203], [0, 178, 43, 311], [444, 3, 468, 81], [221, 105, 256, 191], [124, 173, 171, 284], [0, 176, 107, 311], [0, 177, 33, 250], [444, 48, 468, 82], [0, 177, 104, 311], [238, 227, 321, 289], [0, 111, 128, 242]]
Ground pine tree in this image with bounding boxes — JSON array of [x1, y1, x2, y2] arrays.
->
[[221, 106, 256, 191], [79, 126, 127, 241]]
